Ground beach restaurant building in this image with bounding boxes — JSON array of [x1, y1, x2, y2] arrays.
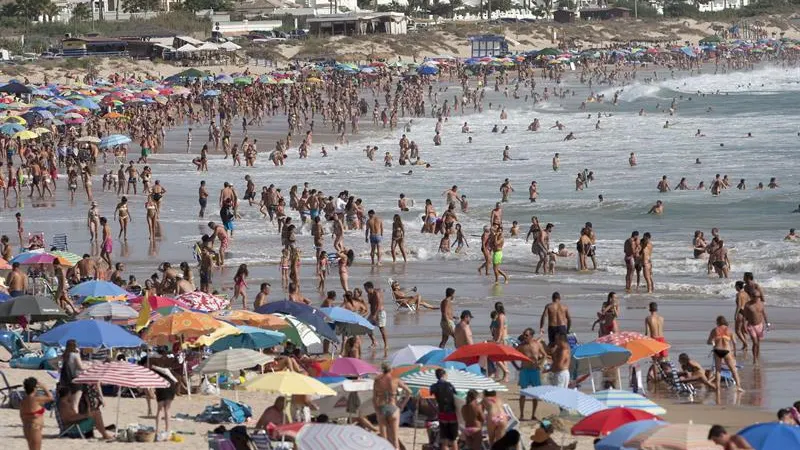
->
[[306, 12, 407, 37], [61, 36, 128, 57]]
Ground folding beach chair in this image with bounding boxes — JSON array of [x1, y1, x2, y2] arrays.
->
[[657, 360, 696, 397], [51, 234, 68, 251], [54, 395, 89, 439], [0, 370, 22, 408], [388, 278, 416, 312]]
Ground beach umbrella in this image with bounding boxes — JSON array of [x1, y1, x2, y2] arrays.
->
[[0, 82, 32, 95], [11, 250, 77, 267], [99, 134, 132, 148], [0, 123, 24, 135], [103, 112, 124, 119], [69, 280, 129, 299], [77, 135, 101, 143], [572, 342, 631, 392], [175, 291, 230, 312], [75, 98, 99, 110], [328, 357, 378, 377], [208, 325, 285, 351], [571, 408, 662, 437], [595, 332, 670, 364], [314, 379, 375, 420], [444, 342, 532, 365], [32, 127, 51, 135], [737, 422, 800, 450], [0, 258, 10, 270], [12, 130, 38, 140], [233, 76, 252, 85], [389, 344, 439, 367], [521, 386, 607, 417], [216, 74, 234, 84], [2, 115, 26, 124], [210, 309, 288, 329], [296, 423, 394, 450], [78, 302, 139, 320], [0, 295, 66, 323], [242, 370, 337, 396], [195, 348, 274, 374], [592, 389, 667, 416], [402, 368, 508, 392], [274, 313, 324, 349], [257, 301, 336, 342], [595, 420, 668, 450], [190, 321, 241, 348], [144, 311, 225, 344], [415, 348, 453, 365], [73, 361, 168, 427], [38, 319, 143, 348], [128, 295, 189, 312], [202, 89, 221, 97], [624, 423, 716, 450], [320, 306, 374, 336]]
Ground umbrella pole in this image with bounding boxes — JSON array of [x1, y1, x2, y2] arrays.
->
[[589, 360, 596, 393], [184, 359, 191, 399], [412, 395, 419, 450], [116, 385, 122, 427]]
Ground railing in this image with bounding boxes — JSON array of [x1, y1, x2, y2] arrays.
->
[[62, 51, 130, 58]]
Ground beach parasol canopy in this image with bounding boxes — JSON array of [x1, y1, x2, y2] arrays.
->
[[257, 301, 336, 342], [572, 342, 632, 392], [296, 423, 395, 450], [78, 302, 139, 321], [314, 379, 375, 420], [592, 389, 667, 416], [210, 309, 288, 329], [69, 279, 129, 299], [415, 348, 453, 365], [208, 325, 285, 351], [444, 341, 532, 365], [595, 332, 670, 364], [73, 361, 168, 388], [176, 291, 230, 312], [320, 306, 374, 336], [12, 130, 38, 141], [0, 82, 32, 95], [402, 368, 508, 392], [0, 295, 66, 323], [538, 47, 561, 56], [38, 319, 143, 348], [144, 310, 225, 344], [242, 370, 337, 396], [624, 423, 716, 450], [737, 422, 800, 450], [327, 357, 378, 377], [99, 134, 132, 148], [521, 386, 607, 417], [129, 294, 189, 312], [595, 420, 668, 450], [389, 344, 439, 367], [274, 313, 324, 349], [77, 135, 101, 143], [195, 348, 274, 374], [0, 123, 24, 135], [571, 407, 663, 437], [10, 250, 77, 266]]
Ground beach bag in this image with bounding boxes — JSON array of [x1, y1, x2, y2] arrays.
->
[[221, 398, 252, 424], [201, 376, 219, 396]]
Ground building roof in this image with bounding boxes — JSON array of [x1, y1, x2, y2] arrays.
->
[[467, 34, 507, 42], [62, 36, 125, 43], [175, 36, 205, 46], [307, 12, 406, 23], [580, 6, 631, 12]]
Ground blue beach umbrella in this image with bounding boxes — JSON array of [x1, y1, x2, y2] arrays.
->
[[75, 98, 100, 110], [99, 134, 132, 148], [415, 348, 452, 365], [0, 123, 24, 135], [571, 342, 631, 391], [69, 280, 130, 298], [209, 325, 285, 352], [216, 74, 234, 84], [738, 422, 800, 450], [203, 89, 221, 97], [319, 306, 374, 336], [38, 319, 143, 348], [521, 385, 607, 417], [594, 420, 667, 450], [256, 301, 337, 342], [417, 65, 438, 75]]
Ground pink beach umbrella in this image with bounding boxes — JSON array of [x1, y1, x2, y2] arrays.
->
[[175, 291, 230, 312], [328, 357, 378, 377]]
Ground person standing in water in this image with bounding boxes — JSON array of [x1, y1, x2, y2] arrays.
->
[[365, 210, 384, 266]]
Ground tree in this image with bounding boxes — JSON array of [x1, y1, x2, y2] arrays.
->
[[72, 2, 92, 21], [122, 0, 160, 12], [4, 0, 51, 21], [42, 1, 60, 21], [179, 0, 234, 12]]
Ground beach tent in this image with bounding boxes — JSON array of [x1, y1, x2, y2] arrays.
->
[[220, 41, 242, 51], [197, 42, 220, 51], [176, 44, 198, 53]]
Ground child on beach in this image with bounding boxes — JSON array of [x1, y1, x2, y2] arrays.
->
[[460, 195, 468, 213], [15, 212, 23, 246], [289, 248, 301, 287], [548, 244, 574, 274], [232, 264, 249, 310], [453, 224, 469, 253], [439, 229, 451, 253], [510, 221, 519, 237], [280, 248, 290, 288], [317, 251, 328, 291]]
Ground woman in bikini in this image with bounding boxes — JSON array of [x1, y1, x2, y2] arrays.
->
[[113, 196, 130, 240], [693, 230, 708, 259], [390, 214, 407, 263], [81, 165, 93, 202], [232, 264, 249, 310], [279, 248, 290, 288], [99, 217, 113, 269], [482, 390, 508, 446], [372, 363, 411, 450], [491, 302, 510, 382], [337, 248, 351, 292], [593, 292, 620, 337], [461, 389, 485, 450], [707, 316, 745, 395], [20, 377, 52, 450], [145, 196, 158, 241]]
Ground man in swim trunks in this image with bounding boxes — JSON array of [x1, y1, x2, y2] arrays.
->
[[540, 292, 571, 346], [430, 368, 459, 450], [365, 210, 383, 266], [546, 332, 571, 388], [624, 231, 640, 292], [365, 282, 388, 354], [515, 328, 545, 420], [742, 295, 768, 364], [644, 302, 668, 360], [7, 262, 27, 297], [438, 288, 457, 348]]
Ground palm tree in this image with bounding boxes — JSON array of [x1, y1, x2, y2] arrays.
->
[[72, 2, 92, 21], [42, 1, 61, 22]]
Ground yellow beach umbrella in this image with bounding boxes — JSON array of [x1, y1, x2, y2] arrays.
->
[[3, 115, 26, 124], [189, 321, 241, 348], [144, 310, 225, 345], [13, 130, 38, 140], [32, 127, 51, 134], [241, 370, 337, 396], [103, 111, 125, 119]]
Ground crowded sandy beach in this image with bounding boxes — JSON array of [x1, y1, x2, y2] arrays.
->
[[0, 32, 800, 450]]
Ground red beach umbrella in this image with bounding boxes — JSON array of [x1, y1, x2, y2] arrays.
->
[[571, 407, 662, 437], [443, 342, 532, 365]]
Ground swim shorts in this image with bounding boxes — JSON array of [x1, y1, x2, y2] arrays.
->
[[519, 368, 541, 388], [370, 235, 382, 245], [549, 369, 570, 388], [492, 251, 503, 265], [653, 336, 669, 358], [547, 325, 568, 346], [223, 221, 234, 232], [440, 319, 455, 336], [370, 310, 387, 328]]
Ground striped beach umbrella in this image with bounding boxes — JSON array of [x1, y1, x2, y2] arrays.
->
[[624, 423, 717, 450], [592, 389, 667, 415], [195, 348, 274, 374], [78, 302, 139, 321], [521, 386, 607, 417], [99, 134, 132, 148], [296, 424, 394, 450], [175, 291, 229, 312], [73, 361, 168, 388], [401, 368, 508, 392], [388, 344, 439, 367]]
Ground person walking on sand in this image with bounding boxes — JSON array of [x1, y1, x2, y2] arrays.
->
[[540, 292, 571, 346], [366, 281, 388, 353], [707, 316, 745, 397], [491, 226, 509, 284], [742, 295, 768, 364], [514, 328, 545, 420], [19, 377, 52, 450], [232, 264, 249, 310], [438, 288, 457, 348], [624, 231, 640, 292], [477, 226, 492, 276]]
